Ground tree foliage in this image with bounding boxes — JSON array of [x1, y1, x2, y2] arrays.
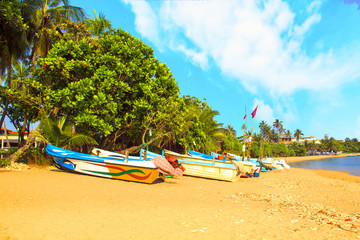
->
[[19, 29, 182, 151]]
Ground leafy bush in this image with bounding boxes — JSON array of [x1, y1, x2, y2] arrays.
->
[[0, 159, 10, 168]]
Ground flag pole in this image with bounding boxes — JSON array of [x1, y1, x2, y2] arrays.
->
[[247, 105, 258, 159], [242, 106, 247, 160]]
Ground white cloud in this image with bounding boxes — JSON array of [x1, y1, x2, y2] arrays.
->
[[121, 0, 161, 48], [253, 99, 274, 123], [307, 0, 322, 13], [123, 0, 360, 96], [175, 44, 209, 69]]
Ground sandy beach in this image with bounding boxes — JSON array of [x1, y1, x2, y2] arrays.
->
[[1, 160, 360, 240]]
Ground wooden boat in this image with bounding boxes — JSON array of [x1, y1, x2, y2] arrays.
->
[[222, 152, 273, 172], [156, 149, 255, 181], [187, 150, 259, 175], [46, 144, 165, 184], [266, 158, 291, 170]]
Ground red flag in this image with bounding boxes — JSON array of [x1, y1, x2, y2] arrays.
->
[[251, 105, 258, 118], [243, 105, 247, 120]]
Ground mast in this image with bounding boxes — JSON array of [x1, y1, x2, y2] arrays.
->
[[247, 105, 258, 159], [242, 106, 247, 160]]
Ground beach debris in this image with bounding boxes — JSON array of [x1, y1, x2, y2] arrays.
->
[[3, 162, 30, 171], [230, 192, 360, 234]]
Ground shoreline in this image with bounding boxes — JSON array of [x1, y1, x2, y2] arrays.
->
[[275, 153, 360, 163], [275, 153, 360, 180]]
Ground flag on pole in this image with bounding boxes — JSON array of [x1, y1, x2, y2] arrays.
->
[[251, 105, 258, 118], [243, 105, 247, 120]]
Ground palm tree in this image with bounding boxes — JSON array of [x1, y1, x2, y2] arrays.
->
[[259, 120, 272, 142], [273, 119, 284, 134], [33, 115, 97, 149], [199, 108, 223, 153], [285, 129, 292, 138], [26, 0, 85, 62], [294, 129, 304, 141], [259, 120, 266, 132], [84, 9, 111, 39], [9, 60, 31, 147], [0, 0, 29, 130], [223, 124, 236, 137]]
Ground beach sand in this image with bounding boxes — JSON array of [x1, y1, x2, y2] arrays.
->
[[1, 162, 360, 240]]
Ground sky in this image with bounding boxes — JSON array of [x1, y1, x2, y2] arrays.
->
[[66, 0, 360, 140]]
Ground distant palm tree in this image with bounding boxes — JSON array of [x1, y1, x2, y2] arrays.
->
[[285, 129, 292, 138], [259, 120, 272, 142], [223, 124, 236, 137], [294, 129, 304, 141], [273, 119, 284, 134], [84, 9, 112, 39]]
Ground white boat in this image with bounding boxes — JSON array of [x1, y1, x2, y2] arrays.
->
[[46, 144, 165, 184]]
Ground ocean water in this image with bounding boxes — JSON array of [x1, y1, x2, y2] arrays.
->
[[289, 156, 360, 177]]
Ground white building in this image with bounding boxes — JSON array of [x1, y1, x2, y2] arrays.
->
[[296, 136, 321, 145]]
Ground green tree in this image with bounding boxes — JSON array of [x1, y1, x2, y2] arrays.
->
[[273, 119, 283, 134], [285, 129, 292, 138], [223, 124, 236, 137], [294, 129, 304, 141], [269, 142, 288, 157], [182, 96, 223, 153], [33, 114, 97, 149], [26, 0, 85, 61], [0, 0, 29, 130], [288, 142, 307, 156], [84, 9, 111, 39], [7, 28, 181, 152], [259, 120, 272, 142]]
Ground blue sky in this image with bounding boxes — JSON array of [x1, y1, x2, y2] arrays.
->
[[71, 0, 360, 140]]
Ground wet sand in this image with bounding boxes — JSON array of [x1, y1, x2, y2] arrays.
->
[[1, 164, 360, 240]]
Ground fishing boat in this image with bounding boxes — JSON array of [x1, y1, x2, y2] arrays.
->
[[46, 144, 165, 184], [222, 152, 273, 172], [267, 158, 291, 170], [188, 150, 260, 175], [160, 149, 256, 181], [95, 148, 256, 181]]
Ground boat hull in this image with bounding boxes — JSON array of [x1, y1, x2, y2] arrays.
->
[[47, 145, 165, 184], [166, 149, 256, 179], [179, 161, 240, 182]]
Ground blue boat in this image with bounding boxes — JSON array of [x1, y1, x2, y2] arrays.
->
[[46, 144, 165, 184]]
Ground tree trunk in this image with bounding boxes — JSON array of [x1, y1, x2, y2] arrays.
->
[[0, 100, 9, 133], [19, 117, 28, 147], [0, 62, 12, 130], [3, 120, 10, 148], [9, 125, 40, 163]]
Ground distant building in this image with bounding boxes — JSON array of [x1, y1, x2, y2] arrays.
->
[[297, 136, 321, 145], [277, 134, 294, 145]]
